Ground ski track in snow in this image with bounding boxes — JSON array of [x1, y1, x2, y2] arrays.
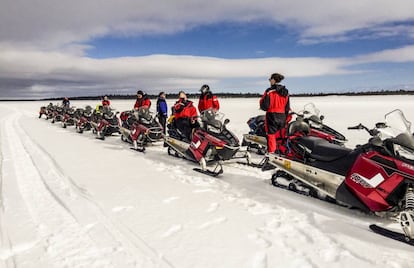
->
[[0, 110, 173, 267], [2, 98, 414, 267]]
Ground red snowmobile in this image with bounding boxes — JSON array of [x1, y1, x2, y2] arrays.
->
[[119, 108, 164, 152], [164, 109, 250, 176], [266, 109, 414, 244], [61, 107, 77, 128], [50, 106, 64, 123], [74, 105, 93, 133], [39, 106, 47, 119]]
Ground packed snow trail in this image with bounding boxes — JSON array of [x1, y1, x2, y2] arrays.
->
[[0, 108, 172, 267]]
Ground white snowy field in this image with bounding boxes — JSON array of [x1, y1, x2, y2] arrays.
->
[[1, 95, 414, 268]]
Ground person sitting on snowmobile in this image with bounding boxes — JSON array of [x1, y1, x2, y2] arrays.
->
[[134, 90, 151, 111], [198, 84, 220, 113], [173, 91, 199, 141], [259, 73, 290, 154], [92, 104, 103, 122], [102, 95, 111, 108]]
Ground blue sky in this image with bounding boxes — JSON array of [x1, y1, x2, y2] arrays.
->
[[88, 22, 410, 59], [1, 1, 414, 98]]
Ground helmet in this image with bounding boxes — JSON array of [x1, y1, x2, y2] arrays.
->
[[200, 84, 210, 94]]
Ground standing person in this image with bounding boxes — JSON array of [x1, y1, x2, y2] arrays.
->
[[134, 90, 151, 110], [62, 97, 70, 108], [198, 84, 220, 113], [156, 92, 168, 134], [173, 91, 199, 141], [102, 95, 111, 108], [259, 73, 290, 154]]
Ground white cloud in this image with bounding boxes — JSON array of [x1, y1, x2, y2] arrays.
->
[[353, 45, 414, 63], [1, 0, 414, 97], [1, 0, 414, 49], [2, 44, 414, 97]]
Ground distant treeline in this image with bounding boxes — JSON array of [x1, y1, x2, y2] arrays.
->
[[1, 89, 413, 101], [40, 89, 414, 101]]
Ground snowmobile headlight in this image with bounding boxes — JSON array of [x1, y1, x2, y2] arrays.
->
[[207, 125, 221, 134], [215, 146, 223, 150], [394, 144, 414, 160]]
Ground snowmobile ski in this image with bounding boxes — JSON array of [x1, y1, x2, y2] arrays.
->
[[193, 166, 223, 177], [369, 224, 414, 246], [130, 147, 145, 153]]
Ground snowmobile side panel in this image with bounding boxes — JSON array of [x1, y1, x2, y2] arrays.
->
[[164, 136, 190, 156], [267, 154, 345, 198], [243, 134, 267, 147]]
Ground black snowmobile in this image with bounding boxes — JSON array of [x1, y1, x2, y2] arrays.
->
[[242, 103, 347, 155], [90, 106, 121, 139], [164, 109, 251, 176]]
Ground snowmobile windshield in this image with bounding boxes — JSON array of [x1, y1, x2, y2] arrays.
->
[[381, 110, 414, 160], [380, 109, 412, 139], [301, 103, 322, 126], [136, 108, 152, 122], [200, 109, 225, 133]]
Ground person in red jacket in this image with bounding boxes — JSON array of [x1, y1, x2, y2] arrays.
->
[[134, 90, 151, 110], [259, 73, 290, 154], [198, 84, 220, 113], [173, 91, 199, 141], [102, 95, 111, 108]]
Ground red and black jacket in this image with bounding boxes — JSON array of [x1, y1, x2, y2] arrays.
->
[[174, 99, 198, 120], [198, 92, 220, 112], [134, 96, 151, 110], [260, 84, 290, 134], [102, 100, 111, 107]]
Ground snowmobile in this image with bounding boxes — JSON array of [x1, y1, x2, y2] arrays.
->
[[119, 108, 164, 152], [164, 109, 250, 176], [39, 103, 55, 119], [242, 103, 347, 155], [39, 106, 47, 119], [50, 106, 64, 123], [61, 107, 77, 128], [75, 105, 93, 133], [90, 106, 121, 140], [266, 109, 414, 244]]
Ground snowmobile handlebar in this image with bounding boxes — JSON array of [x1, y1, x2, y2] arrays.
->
[[348, 123, 379, 136], [347, 123, 365, 130]]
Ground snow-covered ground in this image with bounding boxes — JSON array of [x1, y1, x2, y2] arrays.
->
[[1, 95, 414, 268]]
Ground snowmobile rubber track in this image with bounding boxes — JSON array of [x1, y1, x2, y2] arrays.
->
[[270, 170, 336, 204], [369, 224, 414, 246]]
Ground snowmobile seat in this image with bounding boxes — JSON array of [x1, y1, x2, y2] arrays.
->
[[297, 136, 352, 162], [247, 115, 266, 136]]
